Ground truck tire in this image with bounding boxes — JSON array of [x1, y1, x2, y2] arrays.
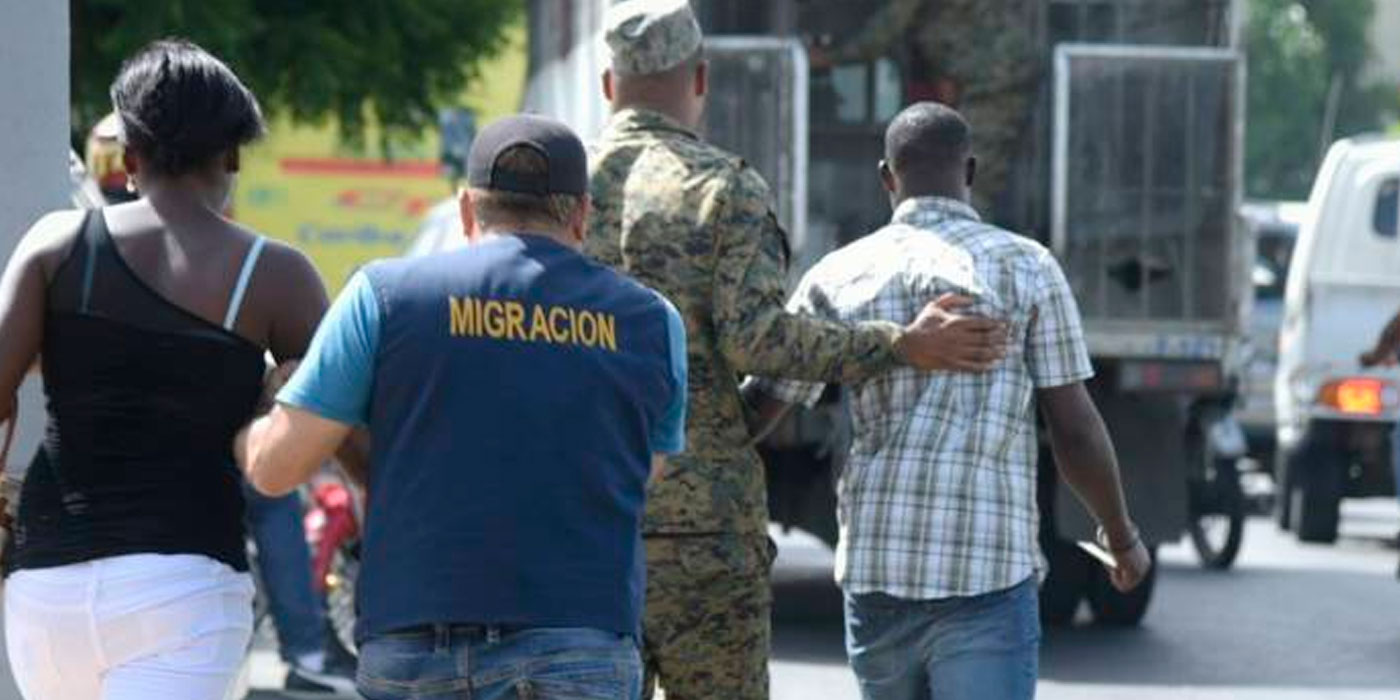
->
[[1086, 547, 1157, 627], [1274, 446, 1294, 531], [1039, 537, 1091, 627], [1290, 459, 1343, 543], [1288, 424, 1344, 544]]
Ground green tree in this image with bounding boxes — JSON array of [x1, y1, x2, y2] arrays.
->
[[71, 0, 521, 147], [1246, 0, 1400, 199]]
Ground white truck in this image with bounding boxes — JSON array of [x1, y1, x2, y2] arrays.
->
[[515, 0, 1253, 626], [1274, 136, 1400, 543]]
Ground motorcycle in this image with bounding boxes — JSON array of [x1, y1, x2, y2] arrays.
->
[[304, 473, 363, 655]]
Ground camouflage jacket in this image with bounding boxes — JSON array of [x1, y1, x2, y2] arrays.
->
[[587, 109, 903, 535]]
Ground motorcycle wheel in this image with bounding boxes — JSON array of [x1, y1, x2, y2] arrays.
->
[[326, 542, 360, 655], [1187, 440, 1245, 570]]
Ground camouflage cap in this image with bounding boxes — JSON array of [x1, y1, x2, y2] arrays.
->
[[605, 0, 703, 75]]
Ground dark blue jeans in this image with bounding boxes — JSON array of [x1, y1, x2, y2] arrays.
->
[[844, 577, 1040, 700], [357, 625, 642, 700], [244, 486, 325, 661]]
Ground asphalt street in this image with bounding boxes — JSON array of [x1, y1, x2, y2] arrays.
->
[[1, 500, 1399, 699], [769, 500, 1400, 700]]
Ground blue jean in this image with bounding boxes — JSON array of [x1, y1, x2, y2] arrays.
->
[[244, 487, 325, 660], [357, 625, 642, 700], [844, 577, 1041, 700]]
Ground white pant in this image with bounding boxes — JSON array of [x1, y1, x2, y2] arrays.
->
[[4, 553, 254, 700]]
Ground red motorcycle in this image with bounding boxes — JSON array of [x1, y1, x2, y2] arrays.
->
[[303, 473, 363, 655]]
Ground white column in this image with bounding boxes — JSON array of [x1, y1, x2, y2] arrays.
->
[[0, 0, 69, 474]]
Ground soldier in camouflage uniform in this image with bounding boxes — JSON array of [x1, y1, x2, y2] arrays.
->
[[817, 0, 1040, 215], [588, 2, 1009, 698]]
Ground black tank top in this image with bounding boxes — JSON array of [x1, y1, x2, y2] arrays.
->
[[10, 211, 266, 572]]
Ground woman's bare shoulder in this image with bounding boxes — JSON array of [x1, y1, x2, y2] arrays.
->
[[227, 224, 328, 310], [253, 237, 323, 288], [16, 209, 88, 275]]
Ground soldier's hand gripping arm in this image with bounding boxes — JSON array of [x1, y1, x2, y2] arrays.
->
[[710, 170, 1005, 382]]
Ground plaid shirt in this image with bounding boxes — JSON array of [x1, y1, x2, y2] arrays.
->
[[762, 197, 1094, 599]]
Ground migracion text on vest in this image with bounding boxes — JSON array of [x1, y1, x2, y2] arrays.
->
[[448, 296, 619, 352]]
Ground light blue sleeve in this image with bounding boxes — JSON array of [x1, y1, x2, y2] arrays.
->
[[277, 271, 382, 426], [651, 297, 689, 455]]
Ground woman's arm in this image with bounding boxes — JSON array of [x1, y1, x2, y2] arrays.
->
[[0, 211, 84, 425]]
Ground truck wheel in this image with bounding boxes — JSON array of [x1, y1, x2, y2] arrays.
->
[[1086, 547, 1157, 627], [1188, 456, 1245, 569], [1288, 427, 1344, 544], [1039, 537, 1091, 627], [1274, 447, 1294, 531], [1290, 462, 1343, 543]]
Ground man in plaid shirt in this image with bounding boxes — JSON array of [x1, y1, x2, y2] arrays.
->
[[758, 103, 1150, 700]]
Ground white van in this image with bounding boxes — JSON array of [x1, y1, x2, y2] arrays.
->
[[1274, 135, 1400, 543]]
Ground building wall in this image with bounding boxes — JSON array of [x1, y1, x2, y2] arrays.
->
[[1368, 0, 1400, 84], [0, 0, 68, 474], [523, 0, 611, 140]]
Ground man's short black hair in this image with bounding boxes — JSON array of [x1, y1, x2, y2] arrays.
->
[[885, 102, 972, 180], [111, 39, 265, 177]]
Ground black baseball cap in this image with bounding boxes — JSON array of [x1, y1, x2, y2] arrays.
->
[[466, 114, 588, 196]]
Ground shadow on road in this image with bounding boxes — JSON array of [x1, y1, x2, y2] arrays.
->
[[1039, 561, 1400, 690]]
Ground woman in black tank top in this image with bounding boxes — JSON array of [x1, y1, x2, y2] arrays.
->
[[0, 40, 331, 700]]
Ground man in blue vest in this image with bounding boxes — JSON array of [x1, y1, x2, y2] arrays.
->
[[234, 114, 686, 700]]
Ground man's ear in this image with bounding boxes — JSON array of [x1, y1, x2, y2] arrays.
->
[[879, 160, 897, 194], [458, 188, 480, 243], [966, 156, 978, 188], [602, 69, 615, 102], [694, 60, 708, 98], [570, 196, 592, 246]]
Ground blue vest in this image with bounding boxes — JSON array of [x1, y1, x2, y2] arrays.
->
[[356, 235, 674, 639]]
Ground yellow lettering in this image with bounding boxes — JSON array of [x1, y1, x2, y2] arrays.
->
[[577, 310, 598, 347], [530, 305, 552, 343], [454, 298, 617, 351], [505, 302, 527, 341], [449, 296, 475, 336], [483, 300, 506, 338], [550, 307, 571, 343], [597, 313, 617, 352]]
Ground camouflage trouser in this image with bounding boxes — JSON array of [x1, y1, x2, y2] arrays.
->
[[642, 534, 777, 700]]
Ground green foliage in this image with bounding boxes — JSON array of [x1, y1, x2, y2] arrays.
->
[[1246, 0, 1400, 199], [71, 0, 522, 146]]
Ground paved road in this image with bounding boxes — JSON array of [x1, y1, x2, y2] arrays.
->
[[770, 500, 1400, 700], [2, 501, 1399, 699]]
